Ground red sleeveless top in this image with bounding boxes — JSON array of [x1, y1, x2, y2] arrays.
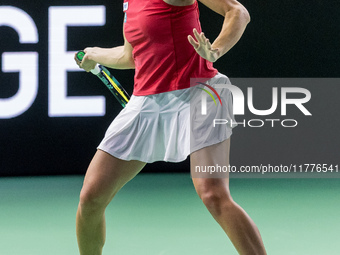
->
[[123, 0, 218, 96]]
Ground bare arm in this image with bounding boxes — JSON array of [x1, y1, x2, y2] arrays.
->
[[188, 0, 250, 62], [75, 33, 135, 72]]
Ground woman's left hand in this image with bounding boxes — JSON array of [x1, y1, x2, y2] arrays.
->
[[188, 28, 221, 62]]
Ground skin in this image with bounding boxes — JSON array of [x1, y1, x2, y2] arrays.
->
[[188, 0, 251, 62], [75, 0, 266, 254]]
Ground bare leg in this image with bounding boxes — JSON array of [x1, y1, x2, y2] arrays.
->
[[190, 139, 266, 255], [76, 150, 146, 255]]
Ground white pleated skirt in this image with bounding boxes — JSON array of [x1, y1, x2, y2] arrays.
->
[[98, 72, 236, 163]]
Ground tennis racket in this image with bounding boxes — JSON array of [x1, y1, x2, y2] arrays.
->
[[76, 50, 130, 108]]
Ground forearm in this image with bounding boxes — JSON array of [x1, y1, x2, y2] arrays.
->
[[212, 5, 250, 57], [84, 46, 135, 69]]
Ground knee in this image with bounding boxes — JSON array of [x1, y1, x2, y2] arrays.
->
[[199, 190, 233, 217], [78, 188, 111, 217]]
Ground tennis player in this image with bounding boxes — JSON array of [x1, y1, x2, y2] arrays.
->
[[75, 0, 266, 254]]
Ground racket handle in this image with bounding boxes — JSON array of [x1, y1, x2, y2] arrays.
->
[[76, 50, 100, 74], [75, 50, 86, 62]]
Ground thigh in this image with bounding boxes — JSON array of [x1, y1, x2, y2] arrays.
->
[[190, 138, 231, 180], [80, 149, 146, 206], [190, 139, 231, 197]]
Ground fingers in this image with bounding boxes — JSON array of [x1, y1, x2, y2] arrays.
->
[[75, 51, 97, 72], [205, 39, 219, 54], [188, 35, 199, 49], [74, 51, 90, 71], [193, 28, 209, 46], [189, 28, 212, 50], [188, 28, 221, 62], [74, 48, 89, 64], [193, 28, 203, 44], [74, 49, 89, 69], [206, 39, 213, 50]]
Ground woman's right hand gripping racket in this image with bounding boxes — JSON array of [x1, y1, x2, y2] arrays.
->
[[76, 50, 130, 108]]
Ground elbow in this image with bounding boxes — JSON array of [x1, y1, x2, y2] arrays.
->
[[229, 4, 250, 24], [241, 6, 251, 24], [238, 5, 251, 24]]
